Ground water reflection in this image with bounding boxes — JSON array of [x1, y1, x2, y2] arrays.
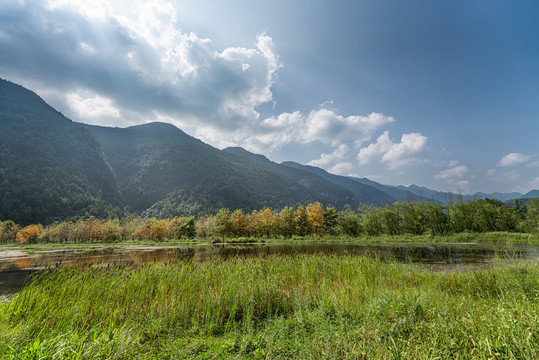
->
[[1, 242, 537, 294]]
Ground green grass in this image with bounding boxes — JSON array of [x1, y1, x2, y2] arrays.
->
[[0, 254, 537, 359], [1, 232, 537, 255]]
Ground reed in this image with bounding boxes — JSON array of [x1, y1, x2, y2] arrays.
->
[[0, 254, 537, 359]]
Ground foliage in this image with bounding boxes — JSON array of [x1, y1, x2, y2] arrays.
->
[[16, 224, 42, 244], [0, 220, 19, 243], [337, 207, 362, 237], [0, 199, 537, 244]]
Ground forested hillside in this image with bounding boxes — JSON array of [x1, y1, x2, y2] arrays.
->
[[0, 79, 121, 224], [1, 79, 536, 224], [85, 123, 336, 217]]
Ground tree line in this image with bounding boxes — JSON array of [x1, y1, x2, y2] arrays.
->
[[1, 199, 537, 244]]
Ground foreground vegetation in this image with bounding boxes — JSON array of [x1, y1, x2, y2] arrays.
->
[[0, 254, 537, 359], [1, 199, 538, 245]]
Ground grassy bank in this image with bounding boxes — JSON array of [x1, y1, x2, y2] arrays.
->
[[214, 231, 539, 244], [0, 254, 537, 359], [0, 232, 537, 255]]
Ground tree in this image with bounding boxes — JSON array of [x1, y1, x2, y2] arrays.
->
[[424, 202, 450, 235], [524, 198, 539, 234], [306, 202, 324, 236], [195, 215, 213, 238], [231, 210, 247, 238], [0, 220, 19, 243], [294, 205, 310, 237], [258, 207, 277, 238], [279, 206, 296, 238], [214, 208, 232, 239], [322, 206, 339, 236], [401, 202, 427, 235], [338, 208, 362, 237], [16, 224, 42, 244], [380, 203, 401, 236], [173, 216, 196, 239], [360, 205, 383, 237]]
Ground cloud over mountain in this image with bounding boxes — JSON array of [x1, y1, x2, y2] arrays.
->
[[357, 131, 428, 169], [0, 0, 280, 129]]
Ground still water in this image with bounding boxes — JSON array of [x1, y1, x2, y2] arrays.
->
[[1, 242, 538, 294]]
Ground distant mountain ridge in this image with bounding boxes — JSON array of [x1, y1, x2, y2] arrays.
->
[[0, 79, 536, 224]]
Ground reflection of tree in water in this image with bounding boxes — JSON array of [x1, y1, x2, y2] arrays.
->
[[1, 243, 537, 295]]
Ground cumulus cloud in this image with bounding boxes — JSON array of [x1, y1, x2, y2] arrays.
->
[[0, 0, 398, 156], [328, 162, 355, 176], [308, 144, 349, 167], [240, 110, 393, 153], [303, 110, 394, 146], [357, 131, 428, 168], [0, 0, 281, 130], [67, 92, 120, 120], [498, 153, 530, 167], [435, 165, 469, 182]]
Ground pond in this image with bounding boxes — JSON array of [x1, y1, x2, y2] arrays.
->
[[1, 242, 538, 294]]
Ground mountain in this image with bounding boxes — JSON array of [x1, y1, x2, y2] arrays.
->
[[84, 124, 340, 217], [521, 190, 539, 199], [278, 161, 396, 206], [390, 184, 460, 203], [474, 192, 523, 202], [2, 79, 537, 224], [223, 148, 360, 208], [346, 177, 416, 202], [0, 79, 122, 224]]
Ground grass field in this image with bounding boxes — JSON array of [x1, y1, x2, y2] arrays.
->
[[0, 252, 537, 359]]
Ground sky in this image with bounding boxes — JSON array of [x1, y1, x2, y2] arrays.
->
[[1, 0, 538, 194]]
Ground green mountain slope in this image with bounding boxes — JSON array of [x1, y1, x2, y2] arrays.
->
[[279, 161, 396, 206], [521, 190, 539, 199], [0, 79, 122, 224], [223, 147, 357, 208], [85, 124, 333, 217]]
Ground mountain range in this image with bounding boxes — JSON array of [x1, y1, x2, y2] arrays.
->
[[0, 78, 536, 224]]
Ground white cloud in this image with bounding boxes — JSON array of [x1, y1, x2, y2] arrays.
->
[[47, 0, 114, 20], [498, 153, 530, 167], [357, 131, 428, 169], [357, 131, 393, 165], [240, 110, 393, 153], [328, 162, 355, 176], [308, 144, 349, 167], [381, 132, 428, 168], [0, 0, 399, 156], [304, 110, 394, 146], [435, 165, 469, 182], [486, 169, 496, 176], [527, 160, 539, 168], [0, 0, 281, 132], [67, 92, 120, 119]]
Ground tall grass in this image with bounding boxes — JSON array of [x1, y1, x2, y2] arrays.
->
[[0, 254, 537, 359]]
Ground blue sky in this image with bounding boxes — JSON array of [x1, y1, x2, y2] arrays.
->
[[1, 0, 538, 194]]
